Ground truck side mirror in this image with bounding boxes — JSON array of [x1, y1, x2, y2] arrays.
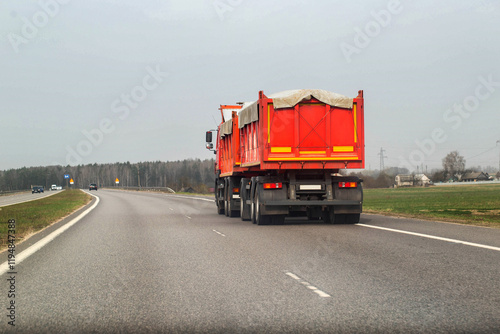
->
[[206, 131, 212, 143]]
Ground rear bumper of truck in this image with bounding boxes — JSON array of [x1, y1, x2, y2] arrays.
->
[[256, 199, 362, 216], [262, 199, 361, 207]]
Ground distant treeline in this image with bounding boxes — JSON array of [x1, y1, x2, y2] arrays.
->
[[0, 159, 216, 193]]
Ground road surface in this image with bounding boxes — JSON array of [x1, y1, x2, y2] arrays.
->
[[0, 190, 61, 207], [2, 189, 499, 333]]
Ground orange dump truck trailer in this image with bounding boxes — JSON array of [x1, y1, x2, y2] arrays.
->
[[206, 89, 364, 225]]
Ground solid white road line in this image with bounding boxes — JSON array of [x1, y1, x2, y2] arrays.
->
[[0, 192, 100, 276], [358, 224, 500, 252], [285, 272, 331, 298], [167, 195, 214, 202]]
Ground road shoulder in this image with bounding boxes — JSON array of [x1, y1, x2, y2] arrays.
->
[[0, 194, 98, 256]]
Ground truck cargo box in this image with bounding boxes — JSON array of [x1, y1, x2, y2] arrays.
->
[[207, 89, 365, 224], [238, 89, 364, 170]]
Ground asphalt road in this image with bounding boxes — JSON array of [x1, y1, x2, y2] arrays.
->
[[0, 190, 61, 207], [2, 189, 499, 333]]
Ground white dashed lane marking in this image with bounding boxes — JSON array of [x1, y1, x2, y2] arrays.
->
[[285, 272, 331, 298], [212, 230, 226, 237]]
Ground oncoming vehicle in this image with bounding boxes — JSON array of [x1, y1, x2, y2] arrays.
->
[[89, 183, 98, 191], [32, 186, 44, 194]]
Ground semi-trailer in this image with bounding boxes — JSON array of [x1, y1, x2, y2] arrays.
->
[[206, 89, 364, 225]]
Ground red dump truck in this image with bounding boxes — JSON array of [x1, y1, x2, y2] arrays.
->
[[206, 89, 364, 225]]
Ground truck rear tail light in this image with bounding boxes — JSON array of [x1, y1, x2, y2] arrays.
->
[[233, 187, 240, 193], [263, 183, 283, 189], [339, 182, 357, 188]]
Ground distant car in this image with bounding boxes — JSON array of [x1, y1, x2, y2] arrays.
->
[[51, 184, 57, 190], [89, 184, 98, 191], [32, 186, 44, 194]]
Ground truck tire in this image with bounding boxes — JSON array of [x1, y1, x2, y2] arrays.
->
[[255, 188, 272, 225], [326, 214, 360, 224], [251, 193, 257, 224], [217, 200, 224, 215], [322, 208, 335, 224], [272, 215, 286, 225], [240, 178, 251, 221], [224, 181, 230, 217], [250, 179, 257, 224], [216, 179, 225, 215], [344, 214, 360, 224], [226, 178, 240, 218]]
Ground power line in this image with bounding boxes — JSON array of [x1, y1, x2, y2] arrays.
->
[[465, 146, 498, 160]]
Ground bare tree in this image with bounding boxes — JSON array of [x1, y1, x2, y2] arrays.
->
[[442, 151, 466, 180]]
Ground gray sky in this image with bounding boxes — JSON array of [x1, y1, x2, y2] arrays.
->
[[1, 0, 499, 172]]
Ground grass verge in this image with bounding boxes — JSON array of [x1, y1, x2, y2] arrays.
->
[[0, 189, 91, 251], [363, 184, 500, 228]]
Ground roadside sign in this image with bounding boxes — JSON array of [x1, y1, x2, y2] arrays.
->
[[69, 179, 74, 185], [64, 174, 70, 179], [115, 178, 120, 184]]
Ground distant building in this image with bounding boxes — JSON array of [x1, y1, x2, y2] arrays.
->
[[414, 174, 431, 186], [462, 172, 491, 182], [395, 174, 431, 187]]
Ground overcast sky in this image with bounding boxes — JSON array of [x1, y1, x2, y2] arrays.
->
[[1, 0, 499, 172]]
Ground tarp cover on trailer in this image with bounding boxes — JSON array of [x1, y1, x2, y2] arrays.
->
[[238, 89, 353, 129], [220, 119, 232, 138], [238, 101, 259, 129], [269, 89, 353, 110]]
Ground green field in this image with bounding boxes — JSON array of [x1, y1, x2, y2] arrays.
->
[[363, 184, 500, 227], [0, 189, 91, 250]]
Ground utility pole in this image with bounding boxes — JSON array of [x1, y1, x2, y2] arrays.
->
[[137, 166, 141, 188], [497, 140, 500, 172], [378, 147, 387, 171]]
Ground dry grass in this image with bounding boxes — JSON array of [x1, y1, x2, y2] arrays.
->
[[0, 189, 91, 250]]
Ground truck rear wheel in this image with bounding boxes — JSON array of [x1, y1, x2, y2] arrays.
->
[[255, 191, 272, 225], [338, 213, 361, 224], [217, 200, 224, 215], [322, 208, 335, 224], [240, 178, 251, 221], [251, 201, 256, 224], [226, 178, 240, 218], [216, 179, 225, 215], [272, 215, 286, 225], [325, 213, 360, 224], [224, 185, 230, 217]]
